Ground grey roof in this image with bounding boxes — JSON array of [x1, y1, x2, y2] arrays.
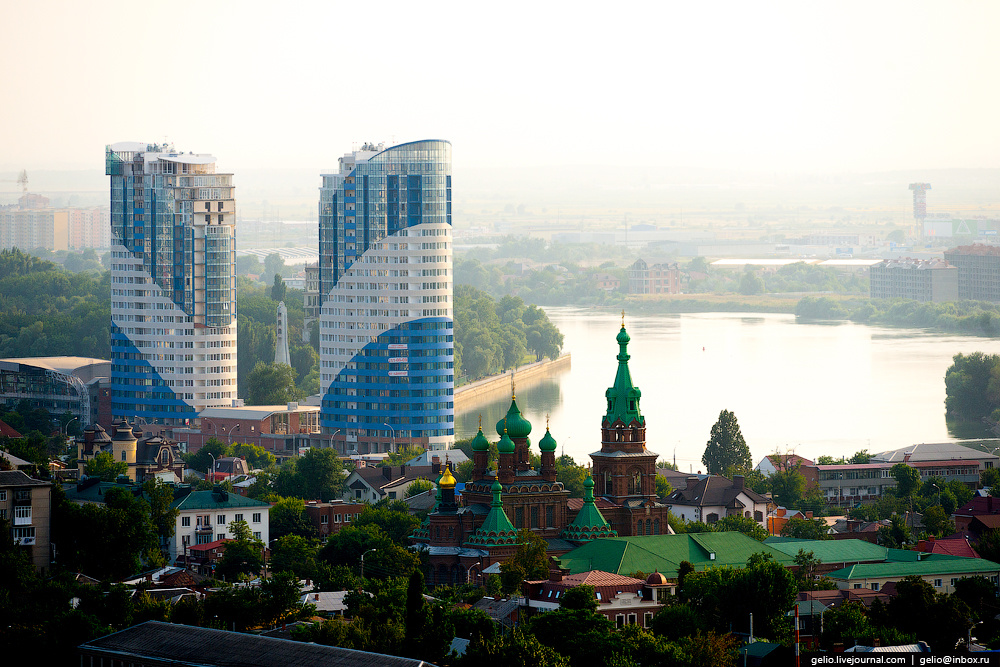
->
[[79, 620, 439, 666], [0, 470, 50, 487], [873, 441, 999, 463], [666, 474, 768, 508], [406, 448, 469, 467]]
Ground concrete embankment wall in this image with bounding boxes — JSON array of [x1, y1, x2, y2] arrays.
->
[[454, 354, 571, 413]]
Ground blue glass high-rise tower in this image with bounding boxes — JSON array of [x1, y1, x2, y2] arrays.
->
[[106, 142, 237, 425], [318, 140, 453, 453]]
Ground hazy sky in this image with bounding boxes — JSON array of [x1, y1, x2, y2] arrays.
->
[[2, 1, 998, 175]]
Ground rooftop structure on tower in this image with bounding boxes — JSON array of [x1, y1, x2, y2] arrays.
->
[[909, 182, 931, 235]]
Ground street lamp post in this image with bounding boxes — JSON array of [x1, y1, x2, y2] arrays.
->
[[208, 453, 217, 485], [63, 416, 79, 437], [227, 423, 240, 445], [360, 548, 377, 580], [383, 423, 395, 455]]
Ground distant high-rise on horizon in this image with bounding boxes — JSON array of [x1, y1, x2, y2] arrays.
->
[[106, 142, 237, 425], [318, 140, 453, 453]]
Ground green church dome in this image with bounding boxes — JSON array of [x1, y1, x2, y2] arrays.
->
[[496, 398, 531, 439], [539, 427, 557, 452], [497, 431, 515, 453], [471, 426, 490, 452]]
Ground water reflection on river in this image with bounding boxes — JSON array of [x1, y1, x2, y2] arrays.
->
[[455, 308, 1000, 472]]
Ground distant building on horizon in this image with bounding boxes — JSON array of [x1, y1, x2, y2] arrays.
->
[[869, 257, 957, 302], [105, 142, 237, 425], [943, 244, 1000, 302], [318, 140, 454, 453]]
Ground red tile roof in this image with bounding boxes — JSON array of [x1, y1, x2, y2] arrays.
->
[[188, 539, 230, 552], [0, 419, 22, 438], [927, 538, 979, 559]]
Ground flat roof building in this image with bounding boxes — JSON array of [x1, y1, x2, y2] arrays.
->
[[869, 257, 958, 302]]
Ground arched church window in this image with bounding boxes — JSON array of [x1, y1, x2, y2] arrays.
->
[[629, 470, 641, 495], [608, 398, 613, 412], [121, 451, 126, 461], [646, 519, 651, 534], [637, 520, 644, 536], [653, 519, 660, 535], [604, 471, 612, 496], [629, 399, 636, 411]]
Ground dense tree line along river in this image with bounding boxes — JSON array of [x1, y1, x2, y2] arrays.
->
[[455, 308, 1000, 471]]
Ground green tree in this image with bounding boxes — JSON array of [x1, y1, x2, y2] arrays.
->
[[270, 274, 287, 302], [269, 496, 317, 539], [877, 514, 911, 548], [945, 352, 1000, 421], [245, 361, 301, 405], [231, 442, 276, 469], [268, 534, 320, 580], [850, 449, 872, 464], [84, 451, 127, 481], [654, 475, 672, 499], [738, 269, 764, 295], [500, 529, 550, 594], [714, 514, 767, 541], [891, 463, 921, 499], [184, 437, 232, 475], [769, 468, 806, 508], [701, 410, 751, 475], [319, 524, 420, 580], [215, 520, 265, 581], [353, 502, 421, 545], [793, 549, 822, 591], [463, 628, 569, 667], [780, 517, 830, 540], [296, 448, 346, 501], [405, 478, 434, 498], [142, 478, 180, 555], [560, 584, 598, 612], [922, 505, 954, 537]]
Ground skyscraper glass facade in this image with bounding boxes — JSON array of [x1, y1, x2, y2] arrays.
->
[[106, 142, 237, 424], [318, 140, 454, 452]]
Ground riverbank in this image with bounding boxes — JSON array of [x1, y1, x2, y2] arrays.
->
[[454, 354, 571, 413]]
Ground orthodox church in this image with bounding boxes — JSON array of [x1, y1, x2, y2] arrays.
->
[[411, 319, 673, 585]]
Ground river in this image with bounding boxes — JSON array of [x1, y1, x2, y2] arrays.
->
[[454, 307, 1000, 472]]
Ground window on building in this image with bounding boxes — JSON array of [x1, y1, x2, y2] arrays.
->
[[121, 451, 126, 461], [182, 516, 191, 527], [646, 519, 651, 534], [14, 490, 29, 501], [217, 515, 226, 525], [254, 532, 262, 540], [530, 506, 539, 528], [934, 579, 943, 588], [754, 511, 763, 522], [637, 520, 644, 536], [644, 612, 653, 627], [546, 505, 554, 527], [853, 584, 862, 589], [653, 518, 660, 535], [627, 613, 637, 625], [515, 507, 524, 529], [951, 578, 958, 587], [321, 515, 329, 524], [0, 491, 6, 501], [205, 202, 210, 211], [14, 506, 31, 524], [355, 489, 362, 499], [217, 533, 225, 541], [235, 514, 243, 523], [335, 514, 342, 523], [870, 583, 879, 591], [706, 513, 719, 524], [616, 615, 625, 628], [389, 491, 397, 500], [252, 513, 261, 523]]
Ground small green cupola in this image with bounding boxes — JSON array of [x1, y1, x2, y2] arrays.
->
[[539, 425, 557, 452], [604, 314, 644, 427], [496, 396, 532, 440], [497, 429, 515, 454], [471, 423, 490, 452]]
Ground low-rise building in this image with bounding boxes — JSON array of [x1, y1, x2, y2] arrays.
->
[[955, 496, 1000, 533], [0, 470, 51, 571], [171, 487, 271, 564], [522, 570, 667, 628], [825, 551, 1000, 596], [873, 441, 999, 470], [664, 474, 770, 528], [343, 464, 436, 503], [76, 421, 186, 483], [628, 258, 680, 295], [303, 499, 366, 538], [807, 462, 896, 507]]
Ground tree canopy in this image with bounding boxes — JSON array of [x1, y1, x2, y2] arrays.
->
[[702, 410, 751, 475]]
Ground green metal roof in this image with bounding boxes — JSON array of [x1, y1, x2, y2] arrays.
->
[[763, 537, 889, 563], [557, 532, 794, 578], [604, 324, 644, 427], [171, 490, 271, 511], [465, 480, 518, 547], [563, 473, 616, 541], [826, 556, 1000, 581]]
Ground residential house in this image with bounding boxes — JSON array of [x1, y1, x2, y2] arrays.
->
[[664, 474, 771, 528], [170, 487, 271, 564], [824, 551, 1000, 596], [0, 470, 52, 571], [303, 499, 366, 538], [522, 570, 667, 628], [806, 462, 896, 506], [755, 454, 816, 484], [76, 421, 186, 484], [208, 456, 251, 482], [955, 496, 1000, 532], [343, 464, 436, 503]]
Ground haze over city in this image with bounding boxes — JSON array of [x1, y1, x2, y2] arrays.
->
[[3, 1, 999, 216]]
